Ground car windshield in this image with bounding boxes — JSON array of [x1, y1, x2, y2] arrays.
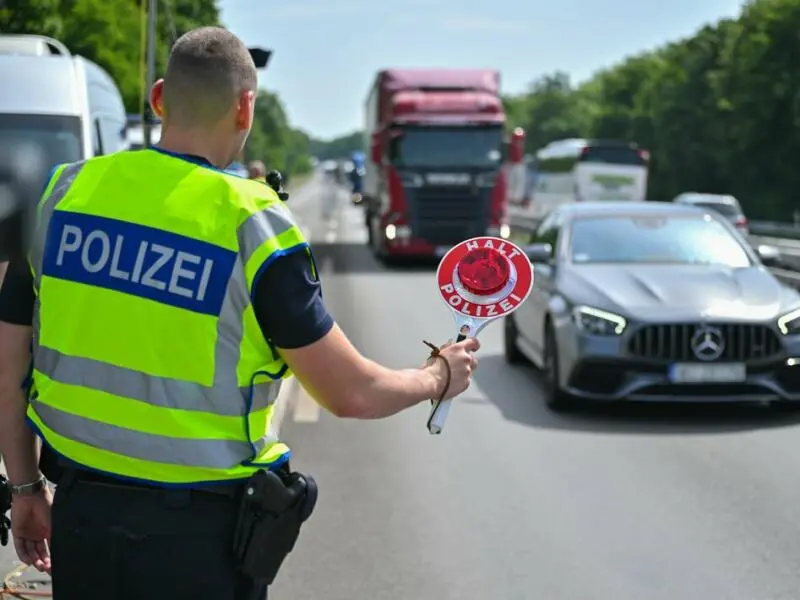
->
[[569, 214, 752, 267], [389, 125, 503, 168], [0, 113, 82, 174]]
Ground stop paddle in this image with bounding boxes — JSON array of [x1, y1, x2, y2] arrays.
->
[[428, 236, 534, 434]]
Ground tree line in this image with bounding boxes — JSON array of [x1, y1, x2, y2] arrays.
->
[[504, 0, 800, 221], [308, 131, 363, 162], [0, 0, 312, 177]]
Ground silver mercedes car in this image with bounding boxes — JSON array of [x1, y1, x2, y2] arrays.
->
[[504, 202, 800, 411]]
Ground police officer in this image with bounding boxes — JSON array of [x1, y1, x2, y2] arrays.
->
[[0, 26, 478, 599], [248, 159, 267, 183]]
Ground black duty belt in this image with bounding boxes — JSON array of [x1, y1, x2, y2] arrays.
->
[[58, 463, 245, 499]]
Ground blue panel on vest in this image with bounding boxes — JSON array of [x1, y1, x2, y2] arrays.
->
[[42, 211, 236, 316]]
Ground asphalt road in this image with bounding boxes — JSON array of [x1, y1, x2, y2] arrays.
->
[[273, 173, 800, 600], [6, 174, 800, 599]]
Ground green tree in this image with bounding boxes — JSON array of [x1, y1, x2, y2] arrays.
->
[[244, 91, 312, 178], [0, 0, 62, 38], [308, 131, 364, 161], [510, 0, 800, 219]]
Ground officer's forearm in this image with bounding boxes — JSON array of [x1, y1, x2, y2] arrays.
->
[[0, 387, 39, 484], [345, 363, 440, 419]]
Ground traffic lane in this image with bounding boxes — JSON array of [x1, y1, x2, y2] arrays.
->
[[287, 173, 355, 243], [274, 221, 800, 599]]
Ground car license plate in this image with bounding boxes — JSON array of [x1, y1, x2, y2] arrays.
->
[[668, 363, 746, 383]]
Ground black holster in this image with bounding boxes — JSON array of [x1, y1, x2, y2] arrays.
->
[[0, 473, 11, 547], [232, 468, 317, 584]]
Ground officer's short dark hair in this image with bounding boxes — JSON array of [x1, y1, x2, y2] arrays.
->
[[162, 26, 258, 128]]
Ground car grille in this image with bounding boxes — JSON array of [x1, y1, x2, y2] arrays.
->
[[406, 186, 490, 245], [628, 323, 782, 362]]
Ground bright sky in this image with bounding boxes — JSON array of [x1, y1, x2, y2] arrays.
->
[[220, 0, 744, 139]]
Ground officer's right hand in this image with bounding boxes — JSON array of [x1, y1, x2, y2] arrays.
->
[[427, 338, 480, 400]]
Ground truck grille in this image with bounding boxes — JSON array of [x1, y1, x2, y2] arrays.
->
[[628, 323, 782, 362], [407, 186, 490, 245]]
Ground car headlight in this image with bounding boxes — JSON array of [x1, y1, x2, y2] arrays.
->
[[572, 306, 627, 335], [777, 308, 800, 335]]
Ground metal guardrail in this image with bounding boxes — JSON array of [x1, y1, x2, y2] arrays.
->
[[750, 221, 800, 240]]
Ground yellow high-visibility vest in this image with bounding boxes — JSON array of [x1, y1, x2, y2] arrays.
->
[[27, 149, 308, 485]]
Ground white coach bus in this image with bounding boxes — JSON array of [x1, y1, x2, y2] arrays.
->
[[525, 138, 649, 221]]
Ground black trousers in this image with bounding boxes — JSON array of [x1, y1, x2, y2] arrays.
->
[[51, 469, 268, 600]]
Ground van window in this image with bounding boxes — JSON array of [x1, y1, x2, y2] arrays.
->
[[0, 113, 82, 173]]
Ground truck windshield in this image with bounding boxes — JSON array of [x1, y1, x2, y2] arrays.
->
[[0, 114, 82, 174], [390, 125, 503, 169]]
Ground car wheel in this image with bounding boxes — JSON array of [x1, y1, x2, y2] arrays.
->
[[503, 314, 526, 365], [543, 323, 575, 412]]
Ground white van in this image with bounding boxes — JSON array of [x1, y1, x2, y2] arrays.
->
[[0, 34, 128, 173]]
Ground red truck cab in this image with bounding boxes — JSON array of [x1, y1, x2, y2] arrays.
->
[[363, 69, 524, 262]]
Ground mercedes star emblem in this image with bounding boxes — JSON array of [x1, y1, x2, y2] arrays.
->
[[690, 326, 725, 361]]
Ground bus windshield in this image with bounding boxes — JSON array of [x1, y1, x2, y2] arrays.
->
[[578, 145, 646, 166], [389, 125, 503, 169]]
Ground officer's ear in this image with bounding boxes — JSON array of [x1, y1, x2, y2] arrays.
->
[[235, 90, 256, 132], [149, 80, 165, 118]]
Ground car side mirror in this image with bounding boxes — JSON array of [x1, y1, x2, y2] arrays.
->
[[757, 244, 781, 267], [524, 243, 553, 264]]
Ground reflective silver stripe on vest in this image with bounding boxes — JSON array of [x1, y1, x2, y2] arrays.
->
[[237, 203, 297, 265], [29, 158, 287, 467], [33, 346, 281, 416], [33, 402, 278, 469], [30, 161, 86, 289]]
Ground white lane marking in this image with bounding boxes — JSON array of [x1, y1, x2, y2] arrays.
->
[[292, 387, 321, 422], [271, 377, 299, 435]]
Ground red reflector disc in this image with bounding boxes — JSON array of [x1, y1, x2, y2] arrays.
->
[[457, 247, 510, 295]]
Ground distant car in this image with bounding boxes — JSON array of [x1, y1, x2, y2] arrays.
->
[[505, 201, 800, 411], [673, 192, 748, 235]]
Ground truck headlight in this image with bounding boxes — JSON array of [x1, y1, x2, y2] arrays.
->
[[572, 306, 626, 335], [778, 308, 800, 335]]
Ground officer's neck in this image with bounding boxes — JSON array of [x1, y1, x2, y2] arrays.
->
[[157, 130, 231, 169]]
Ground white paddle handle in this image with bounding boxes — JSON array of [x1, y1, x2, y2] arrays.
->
[[427, 399, 451, 434], [426, 332, 466, 434]]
